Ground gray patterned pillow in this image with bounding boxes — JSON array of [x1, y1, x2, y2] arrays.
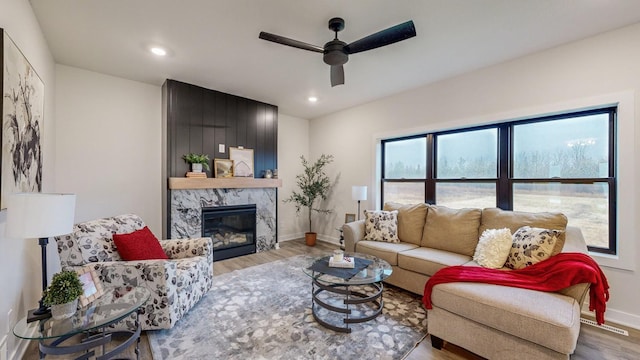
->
[[364, 210, 399, 243], [505, 226, 564, 270]]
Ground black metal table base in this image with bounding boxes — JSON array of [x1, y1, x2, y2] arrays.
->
[[37, 312, 142, 359], [311, 278, 384, 333]]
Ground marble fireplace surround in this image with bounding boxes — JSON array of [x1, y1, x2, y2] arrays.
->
[[169, 178, 281, 253]]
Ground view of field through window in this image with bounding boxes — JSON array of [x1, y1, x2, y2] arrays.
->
[[382, 111, 613, 251]]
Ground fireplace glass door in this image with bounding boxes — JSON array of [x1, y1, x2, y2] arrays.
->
[[202, 204, 256, 261]]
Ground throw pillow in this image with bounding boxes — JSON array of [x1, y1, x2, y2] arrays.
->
[[113, 226, 169, 261], [504, 226, 564, 270], [363, 210, 400, 243], [473, 228, 512, 269]]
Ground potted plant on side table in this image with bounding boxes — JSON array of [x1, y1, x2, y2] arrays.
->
[[182, 153, 211, 173], [285, 154, 334, 246], [43, 270, 84, 320]]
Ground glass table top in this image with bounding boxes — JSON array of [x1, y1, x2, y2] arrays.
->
[[13, 286, 150, 340], [303, 252, 392, 285]]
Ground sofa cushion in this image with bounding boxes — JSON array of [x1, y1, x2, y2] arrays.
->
[[473, 228, 512, 269], [355, 240, 419, 266], [430, 282, 581, 354], [480, 208, 567, 255], [505, 226, 564, 270], [363, 210, 400, 243], [398, 247, 472, 277], [383, 202, 428, 245], [421, 206, 482, 257]]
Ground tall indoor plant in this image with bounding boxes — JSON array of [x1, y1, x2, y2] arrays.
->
[[285, 154, 334, 246]]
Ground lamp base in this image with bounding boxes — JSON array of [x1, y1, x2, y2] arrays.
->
[[27, 307, 51, 323]]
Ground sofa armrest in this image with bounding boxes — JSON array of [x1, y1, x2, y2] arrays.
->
[[343, 220, 365, 252], [79, 260, 178, 289], [557, 226, 590, 305], [70, 261, 180, 329], [160, 237, 214, 264]]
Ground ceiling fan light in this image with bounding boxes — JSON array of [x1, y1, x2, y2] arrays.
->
[[150, 47, 167, 56]]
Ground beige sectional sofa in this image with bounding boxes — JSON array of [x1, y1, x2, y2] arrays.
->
[[343, 203, 590, 360]]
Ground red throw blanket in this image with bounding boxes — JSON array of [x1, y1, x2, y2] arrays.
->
[[423, 252, 609, 324]]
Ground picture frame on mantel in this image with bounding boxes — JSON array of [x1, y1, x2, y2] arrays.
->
[[214, 158, 234, 178], [1, 28, 44, 209], [229, 147, 254, 177]]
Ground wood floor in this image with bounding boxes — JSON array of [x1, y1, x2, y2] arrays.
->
[[24, 239, 640, 359]]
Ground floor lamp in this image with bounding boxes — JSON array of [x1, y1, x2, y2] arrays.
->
[[6, 193, 76, 322], [351, 186, 367, 220]]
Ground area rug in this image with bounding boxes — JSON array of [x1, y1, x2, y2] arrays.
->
[[148, 255, 427, 359]]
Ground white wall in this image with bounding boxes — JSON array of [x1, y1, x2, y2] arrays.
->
[[310, 23, 640, 329], [55, 65, 162, 234], [0, 0, 57, 357], [277, 113, 309, 241]]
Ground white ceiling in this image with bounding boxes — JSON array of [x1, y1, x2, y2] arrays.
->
[[29, 0, 640, 119]]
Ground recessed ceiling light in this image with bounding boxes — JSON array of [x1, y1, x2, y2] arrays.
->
[[308, 96, 318, 103], [150, 47, 167, 56]]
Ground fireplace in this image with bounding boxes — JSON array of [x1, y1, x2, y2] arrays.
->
[[202, 204, 257, 261]]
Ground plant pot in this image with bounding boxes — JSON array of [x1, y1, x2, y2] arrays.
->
[[51, 298, 78, 320], [191, 163, 203, 173], [305, 232, 317, 247]]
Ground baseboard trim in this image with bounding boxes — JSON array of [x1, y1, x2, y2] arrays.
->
[[581, 305, 640, 331], [278, 233, 305, 242]]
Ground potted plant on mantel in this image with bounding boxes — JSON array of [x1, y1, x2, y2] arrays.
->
[[182, 153, 211, 173], [285, 154, 334, 246], [43, 270, 84, 320]]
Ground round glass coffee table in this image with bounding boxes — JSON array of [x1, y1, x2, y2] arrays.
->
[[13, 286, 150, 359], [303, 252, 392, 333]]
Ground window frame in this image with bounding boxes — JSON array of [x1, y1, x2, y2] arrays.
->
[[380, 107, 617, 254]]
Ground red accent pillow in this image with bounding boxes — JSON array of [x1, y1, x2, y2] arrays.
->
[[113, 226, 169, 261]]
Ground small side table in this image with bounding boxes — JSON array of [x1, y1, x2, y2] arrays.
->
[[13, 286, 150, 360]]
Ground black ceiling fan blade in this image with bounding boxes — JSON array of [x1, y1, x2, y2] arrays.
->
[[259, 31, 324, 53], [345, 20, 416, 54], [330, 65, 344, 87]]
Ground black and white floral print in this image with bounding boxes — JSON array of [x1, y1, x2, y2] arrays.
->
[[504, 226, 563, 269], [53, 214, 214, 330], [363, 210, 400, 243]]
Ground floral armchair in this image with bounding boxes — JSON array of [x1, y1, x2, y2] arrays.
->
[[54, 214, 213, 330]]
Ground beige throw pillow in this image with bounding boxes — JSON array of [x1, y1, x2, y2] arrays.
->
[[505, 226, 564, 270], [473, 228, 512, 269], [383, 202, 428, 245], [364, 210, 400, 243], [480, 208, 567, 256]]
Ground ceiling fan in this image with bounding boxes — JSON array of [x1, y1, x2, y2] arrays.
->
[[259, 18, 416, 87]]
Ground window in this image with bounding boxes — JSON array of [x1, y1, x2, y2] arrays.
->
[[435, 128, 498, 209], [381, 136, 426, 204], [380, 107, 616, 254]]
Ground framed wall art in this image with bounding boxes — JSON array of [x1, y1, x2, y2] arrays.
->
[[76, 267, 105, 307], [229, 147, 254, 177], [214, 158, 234, 178], [1, 28, 44, 209], [345, 213, 356, 223]]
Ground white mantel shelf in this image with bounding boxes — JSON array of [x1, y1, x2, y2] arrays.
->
[[169, 177, 282, 190]]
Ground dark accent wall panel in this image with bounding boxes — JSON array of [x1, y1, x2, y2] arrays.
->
[[162, 79, 278, 237], [163, 79, 278, 178]]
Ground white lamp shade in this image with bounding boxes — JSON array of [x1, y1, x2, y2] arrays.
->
[[352, 186, 367, 201], [6, 193, 76, 239]]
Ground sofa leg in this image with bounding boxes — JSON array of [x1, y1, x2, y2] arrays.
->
[[430, 335, 444, 350]]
